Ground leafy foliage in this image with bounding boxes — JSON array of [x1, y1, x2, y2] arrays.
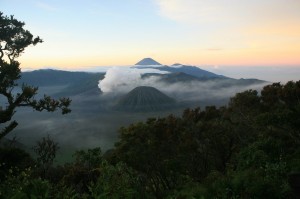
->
[[0, 12, 71, 140], [110, 81, 300, 198], [33, 135, 59, 179]]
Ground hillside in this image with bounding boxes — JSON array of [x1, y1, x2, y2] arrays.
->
[[135, 58, 162, 65], [115, 86, 176, 112], [19, 69, 105, 97]]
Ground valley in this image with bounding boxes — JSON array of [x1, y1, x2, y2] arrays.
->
[[2, 59, 268, 162]]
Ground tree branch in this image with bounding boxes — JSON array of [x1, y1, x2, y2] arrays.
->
[[0, 121, 18, 140]]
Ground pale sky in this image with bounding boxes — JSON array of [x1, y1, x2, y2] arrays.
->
[[1, 0, 300, 72]]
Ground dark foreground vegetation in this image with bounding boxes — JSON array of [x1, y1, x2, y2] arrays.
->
[[1, 80, 300, 198]]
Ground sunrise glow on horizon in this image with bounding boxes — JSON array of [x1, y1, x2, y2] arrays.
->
[[1, 0, 300, 70]]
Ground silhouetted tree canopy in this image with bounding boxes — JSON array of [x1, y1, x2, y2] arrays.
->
[[110, 81, 300, 198], [0, 12, 71, 140], [0, 81, 299, 198]]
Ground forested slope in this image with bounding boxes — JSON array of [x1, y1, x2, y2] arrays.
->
[[1, 81, 299, 198]]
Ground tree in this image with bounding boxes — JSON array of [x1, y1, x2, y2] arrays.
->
[[33, 135, 59, 179], [0, 12, 71, 140]]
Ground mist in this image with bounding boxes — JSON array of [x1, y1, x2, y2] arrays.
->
[[2, 67, 269, 164], [99, 67, 168, 93], [6, 85, 180, 163], [201, 65, 300, 83], [99, 67, 268, 102]]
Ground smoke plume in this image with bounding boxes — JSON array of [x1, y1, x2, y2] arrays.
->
[[98, 66, 268, 101]]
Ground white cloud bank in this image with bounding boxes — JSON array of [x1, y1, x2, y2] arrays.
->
[[98, 67, 168, 93], [98, 66, 268, 101]]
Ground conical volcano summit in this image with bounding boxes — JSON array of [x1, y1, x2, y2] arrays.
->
[[135, 58, 162, 65]]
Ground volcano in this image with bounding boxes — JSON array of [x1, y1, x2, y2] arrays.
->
[[135, 58, 162, 65], [115, 86, 175, 112]]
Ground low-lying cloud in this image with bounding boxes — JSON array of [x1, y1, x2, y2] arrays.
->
[[98, 67, 167, 93], [98, 66, 268, 102]]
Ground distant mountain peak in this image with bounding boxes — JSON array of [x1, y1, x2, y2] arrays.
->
[[172, 63, 182, 66], [135, 58, 161, 65]]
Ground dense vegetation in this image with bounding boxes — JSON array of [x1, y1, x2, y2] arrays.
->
[[1, 80, 299, 198]]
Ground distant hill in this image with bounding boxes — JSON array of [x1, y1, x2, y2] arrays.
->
[[142, 72, 203, 83], [20, 69, 95, 86], [141, 71, 265, 87], [135, 58, 162, 65], [133, 58, 226, 79], [18, 64, 266, 107], [134, 58, 266, 86], [157, 65, 227, 79], [210, 78, 267, 88], [115, 86, 176, 112], [19, 69, 105, 97]]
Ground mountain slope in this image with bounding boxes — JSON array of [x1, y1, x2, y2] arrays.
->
[[134, 59, 227, 79], [142, 72, 203, 83], [160, 65, 227, 79], [135, 58, 162, 65], [20, 69, 97, 86], [19, 69, 105, 97], [115, 86, 176, 112]]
